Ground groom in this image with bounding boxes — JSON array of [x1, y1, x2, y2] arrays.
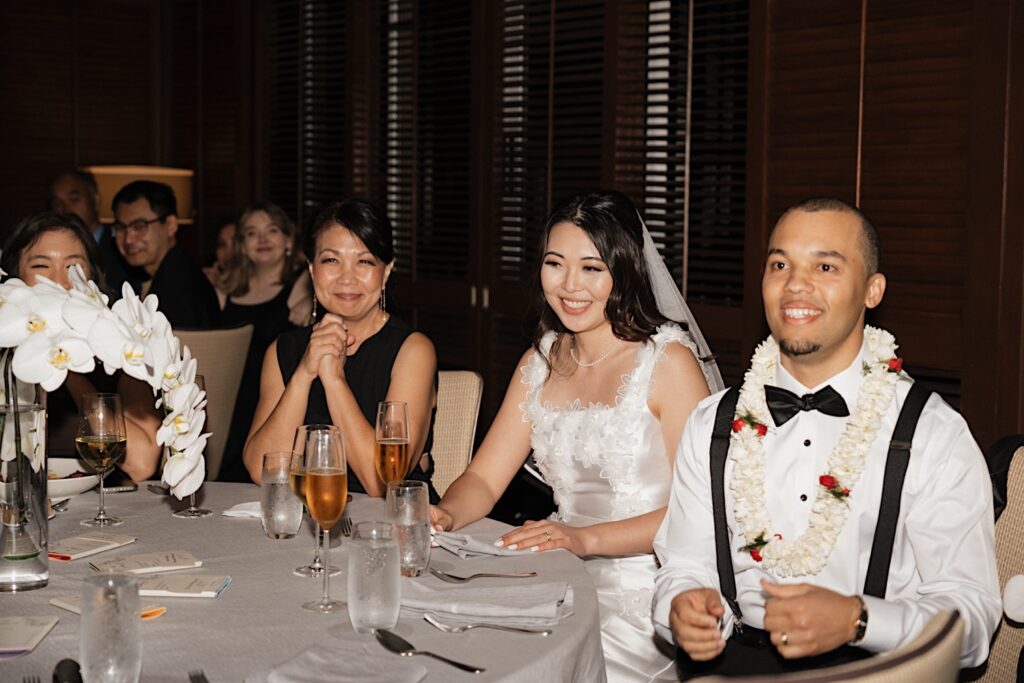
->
[[652, 198, 1001, 677]]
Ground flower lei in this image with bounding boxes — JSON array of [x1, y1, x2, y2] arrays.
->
[[729, 326, 903, 577], [0, 266, 207, 499]]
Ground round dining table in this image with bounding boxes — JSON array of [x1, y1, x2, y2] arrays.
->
[[2, 481, 607, 682]]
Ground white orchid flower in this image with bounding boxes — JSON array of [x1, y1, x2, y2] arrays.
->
[[11, 330, 95, 391], [0, 277, 71, 350], [162, 434, 210, 499], [156, 385, 206, 446], [108, 289, 174, 388], [63, 265, 111, 334], [86, 312, 148, 378]]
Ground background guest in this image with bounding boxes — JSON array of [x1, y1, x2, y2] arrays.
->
[[203, 218, 236, 293], [430, 189, 717, 682], [218, 202, 309, 482], [1, 211, 162, 481], [112, 180, 220, 329], [48, 168, 143, 298], [243, 198, 437, 499]]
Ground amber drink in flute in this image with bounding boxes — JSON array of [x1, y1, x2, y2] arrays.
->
[[374, 401, 410, 484], [295, 424, 347, 613], [291, 425, 341, 578]]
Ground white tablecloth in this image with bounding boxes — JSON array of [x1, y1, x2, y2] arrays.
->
[[1, 482, 606, 682]]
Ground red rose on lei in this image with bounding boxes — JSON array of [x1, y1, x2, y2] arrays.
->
[[755, 423, 768, 437], [732, 418, 745, 433], [750, 548, 763, 562], [888, 358, 903, 373], [733, 415, 768, 438], [819, 474, 851, 499]]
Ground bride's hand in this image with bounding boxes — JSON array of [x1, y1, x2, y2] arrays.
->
[[497, 520, 591, 556], [430, 505, 453, 532]]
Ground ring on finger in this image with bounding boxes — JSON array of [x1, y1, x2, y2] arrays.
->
[[780, 632, 789, 646], [544, 529, 552, 541]]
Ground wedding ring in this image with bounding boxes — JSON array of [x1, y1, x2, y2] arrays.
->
[[781, 632, 789, 646], [544, 529, 552, 541]]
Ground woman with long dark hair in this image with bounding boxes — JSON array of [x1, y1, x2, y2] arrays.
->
[[431, 190, 722, 682]]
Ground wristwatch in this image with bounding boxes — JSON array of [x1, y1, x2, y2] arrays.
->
[[849, 596, 869, 645]]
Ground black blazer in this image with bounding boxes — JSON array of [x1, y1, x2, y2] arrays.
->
[[147, 244, 221, 329]]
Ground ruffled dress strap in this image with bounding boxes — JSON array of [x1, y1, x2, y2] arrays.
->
[[617, 322, 699, 409], [519, 331, 556, 419]]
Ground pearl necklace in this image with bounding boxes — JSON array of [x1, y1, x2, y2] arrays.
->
[[569, 338, 621, 368]]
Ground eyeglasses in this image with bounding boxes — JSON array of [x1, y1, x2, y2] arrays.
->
[[111, 216, 166, 236]]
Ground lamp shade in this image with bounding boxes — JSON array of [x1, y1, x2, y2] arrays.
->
[[84, 165, 195, 225]]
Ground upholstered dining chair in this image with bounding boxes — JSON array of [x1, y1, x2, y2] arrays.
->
[[430, 370, 483, 496], [172, 324, 253, 480], [700, 610, 964, 683], [975, 436, 1024, 682]]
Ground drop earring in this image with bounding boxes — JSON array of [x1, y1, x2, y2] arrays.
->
[[311, 295, 318, 322], [380, 284, 387, 312]]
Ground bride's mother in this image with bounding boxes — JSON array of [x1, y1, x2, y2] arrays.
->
[[243, 199, 437, 498]]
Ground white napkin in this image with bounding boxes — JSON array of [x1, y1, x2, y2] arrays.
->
[[401, 579, 574, 627], [246, 644, 427, 683], [433, 530, 529, 559], [221, 501, 261, 518]]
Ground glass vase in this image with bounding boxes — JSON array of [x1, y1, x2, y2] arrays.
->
[[0, 355, 47, 592]]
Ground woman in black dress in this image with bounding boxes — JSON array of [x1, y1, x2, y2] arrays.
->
[[217, 203, 308, 481], [243, 199, 437, 498]]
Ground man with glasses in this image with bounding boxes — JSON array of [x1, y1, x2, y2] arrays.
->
[[49, 168, 143, 298], [112, 180, 220, 329]]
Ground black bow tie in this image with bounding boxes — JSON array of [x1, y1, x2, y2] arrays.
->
[[764, 385, 850, 427]]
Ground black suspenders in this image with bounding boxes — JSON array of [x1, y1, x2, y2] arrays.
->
[[708, 381, 933, 624]]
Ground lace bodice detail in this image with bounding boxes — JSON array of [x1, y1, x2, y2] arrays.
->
[[520, 323, 699, 525]]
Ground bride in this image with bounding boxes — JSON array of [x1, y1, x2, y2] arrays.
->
[[431, 189, 723, 682]]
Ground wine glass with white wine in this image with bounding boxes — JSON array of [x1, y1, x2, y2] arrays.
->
[[77, 393, 128, 527], [374, 401, 410, 485]]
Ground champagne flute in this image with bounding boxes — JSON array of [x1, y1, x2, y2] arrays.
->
[[296, 424, 347, 613], [374, 401, 410, 484], [77, 393, 128, 527], [173, 374, 211, 519], [292, 425, 342, 578]]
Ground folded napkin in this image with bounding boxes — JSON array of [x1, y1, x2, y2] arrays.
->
[[222, 501, 261, 518], [433, 530, 529, 559], [401, 579, 573, 628], [246, 644, 427, 683]]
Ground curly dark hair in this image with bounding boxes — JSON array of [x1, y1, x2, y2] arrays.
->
[[531, 189, 676, 365]]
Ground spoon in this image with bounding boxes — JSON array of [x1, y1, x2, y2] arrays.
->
[[429, 567, 537, 583], [424, 613, 551, 636], [375, 629, 485, 674]]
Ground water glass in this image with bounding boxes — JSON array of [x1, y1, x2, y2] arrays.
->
[[80, 574, 142, 683], [347, 521, 400, 633], [385, 480, 430, 577], [261, 452, 303, 539]]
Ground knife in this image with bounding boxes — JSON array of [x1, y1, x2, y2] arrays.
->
[[375, 629, 485, 674]]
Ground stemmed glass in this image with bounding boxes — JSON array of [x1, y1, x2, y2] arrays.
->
[[77, 393, 127, 527], [291, 425, 342, 578], [293, 424, 347, 613], [374, 401, 410, 485], [173, 374, 212, 518]]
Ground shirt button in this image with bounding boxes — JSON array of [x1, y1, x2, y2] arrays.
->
[[803, 439, 811, 447], [800, 494, 808, 502]]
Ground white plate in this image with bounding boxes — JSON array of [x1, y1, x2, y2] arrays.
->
[[47, 459, 100, 498]]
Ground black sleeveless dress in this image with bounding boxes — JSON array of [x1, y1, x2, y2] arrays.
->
[[275, 316, 437, 500], [218, 286, 297, 482]]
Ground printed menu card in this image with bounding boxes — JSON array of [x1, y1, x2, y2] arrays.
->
[[89, 550, 202, 574]]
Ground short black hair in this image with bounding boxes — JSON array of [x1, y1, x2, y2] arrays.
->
[[49, 168, 98, 196], [1, 211, 108, 292], [111, 180, 177, 219], [305, 198, 394, 265], [780, 197, 880, 275]]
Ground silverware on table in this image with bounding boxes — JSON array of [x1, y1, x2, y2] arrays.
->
[[424, 612, 551, 636], [429, 567, 537, 584], [375, 629, 485, 674], [340, 513, 353, 537], [51, 498, 70, 513], [188, 669, 209, 683], [22, 676, 41, 683], [147, 483, 170, 496]]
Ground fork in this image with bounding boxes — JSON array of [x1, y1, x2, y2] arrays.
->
[[188, 670, 209, 683], [340, 512, 353, 537], [424, 612, 551, 635], [429, 567, 537, 583], [22, 676, 41, 683]]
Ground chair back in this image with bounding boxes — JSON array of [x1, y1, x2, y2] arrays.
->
[[979, 442, 1024, 682], [172, 325, 253, 480], [702, 610, 963, 683], [430, 370, 483, 496]]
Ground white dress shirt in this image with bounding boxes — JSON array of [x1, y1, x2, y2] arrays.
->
[[652, 344, 1001, 668]]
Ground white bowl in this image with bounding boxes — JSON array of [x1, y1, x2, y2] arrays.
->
[[47, 458, 100, 498]]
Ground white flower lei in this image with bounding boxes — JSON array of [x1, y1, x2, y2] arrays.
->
[[729, 325, 902, 577]]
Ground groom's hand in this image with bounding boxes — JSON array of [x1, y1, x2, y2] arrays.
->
[[670, 588, 726, 661], [761, 580, 861, 659]]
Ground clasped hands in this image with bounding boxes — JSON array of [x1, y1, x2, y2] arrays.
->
[[671, 580, 862, 661], [300, 314, 356, 382]]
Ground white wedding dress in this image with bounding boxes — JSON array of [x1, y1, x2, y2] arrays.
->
[[522, 323, 697, 683]]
